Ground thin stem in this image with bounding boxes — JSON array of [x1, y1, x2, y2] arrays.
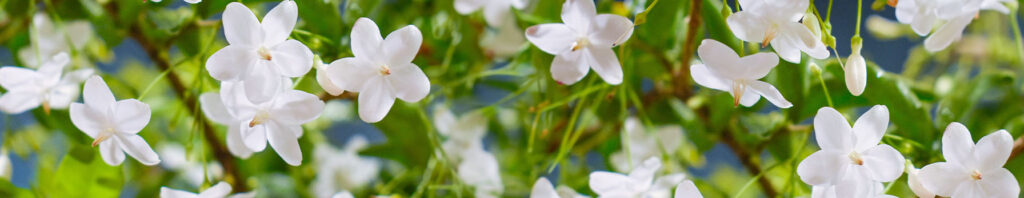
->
[[137, 67, 175, 101], [1011, 10, 1024, 67], [855, 0, 863, 36], [826, 0, 834, 22], [815, 67, 834, 107]]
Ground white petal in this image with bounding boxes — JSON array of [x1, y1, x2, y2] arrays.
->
[[844, 53, 867, 96], [689, 64, 731, 91], [70, 103, 105, 138], [198, 181, 233, 197], [47, 84, 79, 110], [770, 29, 806, 63], [382, 25, 423, 66], [629, 157, 661, 187], [894, 0, 917, 25], [0, 67, 41, 89], [974, 130, 1012, 170], [160, 187, 198, 198], [351, 18, 384, 60], [226, 124, 254, 158], [432, 104, 457, 136], [270, 90, 325, 125], [674, 180, 703, 198], [99, 138, 126, 165], [561, 0, 596, 32], [585, 47, 623, 85], [240, 121, 268, 152], [454, 0, 486, 14], [852, 105, 888, 151], [482, 2, 513, 26], [696, 39, 741, 78], [205, 45, 258, 81], [747, 80, 792, 108], [357, 77, 396, 123], [726, 11, 769, 43], [530, 177, 559, 198], [386, 63, 430, 102], [83, 76, 116, 111], [588, 171, 631, 196], [860, 144, 905, 182], [906, 165, 936, 198], [653, 173, 686, 193], [184, 0, 201, 3], [813, 107, 854, 151], [550, 51, 589, 85], [924, 14, 973, 52], [269, 40, 314, 77], [942, 122, 976, 168], [261, 0, 298, 46], [112, 99, 151, 134], [0, 91, 41, 114], [588, 14, 634, 48], [267, 122, 303, 165], [525, 24, 577, 55], [115, 135, 160, 166], [796, 150, 846, 185], [223, 2, 264, 46], [909, 16, 937, 36], [200, 93, 234, 124], [242, 64, 283, 104], [918, 162, 967, 196], [316, 66, 345, 96], [737, 86, 760, 107], [735, 52, 779, 80], [833, 176, 883, 198], [326, 57, 377, 92], [783, 22, 829, 59], [979, 168, 1020, 198]]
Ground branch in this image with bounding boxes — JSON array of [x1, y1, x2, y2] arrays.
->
[[674, 0, 703, 100], [1010, 135, 1024, 160]]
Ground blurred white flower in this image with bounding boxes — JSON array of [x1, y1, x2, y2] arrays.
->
[[325, 17, 430, 123], [0, 149, 10, 180], [455, 0, 529, 58], [312, 136, 381, 198], [0, 52, 93, 114], [609, 117, 682, 172], [150, 0, 202, 4], [206, 1, 314, 103], [725, 0, 829, 63], [160, 181, 253, 198], [895, 0, 940, 36], [524, 0, 634, 85], [330, 191, 354, 198], [810, 182, 896, 198], [70, 76, 160, 166], [454, 0, 527, 26], [17, 13, 92, 68], [458, 149, 504, 198], [844, 49, 867, 96], [315, 60, 345, 96], [589, 157, 685, 198], [673, 180, 703, 198], [905, 163, 935, 198], [482, 18, 528, 58], [432, 104, 487, 163], [918, 122, 1020, 198], [210, 80, 324, 166], [690, 39, 792, 108], [529, 177, 587, 198], [920, 0, 1012, 52], [158, 144, 224, 187], [797, 106, 905, 198]]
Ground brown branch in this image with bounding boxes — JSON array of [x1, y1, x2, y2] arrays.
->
[[319, 91, 357, 101], [1010, 136, 1024, 159], [674, 0, 703, 100], [720, 124, 779, 197]]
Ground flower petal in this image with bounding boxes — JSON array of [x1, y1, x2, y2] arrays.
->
[[261, 0, 298, 46], [240, 121, 268, 152], [550, 51, 589, 85], [382, 25, 422, 66], [628, 157, 661, 188], [267, 122, 303, 166], [316, 66, 345, 96], [735, 52, 779, 80], [588, 171, 631, 196], [271, 90, 325, 125], [585, 47, 623, 85], [70, 103, 105, 138], [696, 39, 741, 77], [924, 14, 973, 52], [588, 14, 634, 48], [432, 104, 458, 136], [242, 64, 284, 104], [206, 45, 258, 81], [223, 2, 264, 46], [525, 24, 577, 55], [351, 18, 384, 61], [99, 137, 125, 165], [561, 0, 596, 32], [327, 57, 377, 92], [770, 29, 806, 63], [482, 2, 513, 26], [47, 84, 79, 110], [531, 177, 559, 198], [918, 162, 967, 196], [796, 150, 846, 185], [0, 91, 40, 114], [844, 53, 867, 96], [747, 80, 792, 108], [813, 107, 854, 151], [737, 87, 760, 107], [270, 39, 314, 77], [726, 11, 769, 43], [860, 144, 905, 182], [357, 77, 396, 123], [979, 168, 1020, 198], [906, 165, 936, 198], [111, 99, 151, 134], [159, 187, 198, 197], [454, 0, 486, 14], [83, 76, 116, 111], [942, 122, 976, 168], [200, 93, 234, 124], [852, 105, 888, 151], [115, 135, 160, 166], [226, 124, 254, 158], [387, 63, 430, 102], [0, 67, 41, 90], [198, 181, 233, 197], [974, 130, 1012, 170], [674, 180, 704, 198], [689, 64, 731, 91]]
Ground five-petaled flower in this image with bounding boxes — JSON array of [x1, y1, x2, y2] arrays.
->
[[609, 117, 683, 172], [524, 0, 634, 85], [70, 76, 160, 166], [589, 157, 685, 197], [433, 104, 488, 163], [312, 136, 381, 198], [530, 177, 586, 198], [690, 39, 793, 108], [917, 122, 1020, 198], [458, 149, 504, 198], [0, 52, 93, 114], [896, 0, 1014, 52], [797, 105, 905, 198], [206, 0, 314, 103], [454, 0, 527, 26], [726, 0, 829, 63], [325, 17, 430, 123]]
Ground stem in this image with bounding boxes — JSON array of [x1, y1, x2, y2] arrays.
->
[[1011, 10, 1024, 66], [722, 130, 778, 197], [815, 67, 834, 107], [676, 0, 703, 100], [855, 0, 863, 36], [826, 0, 834, 22]]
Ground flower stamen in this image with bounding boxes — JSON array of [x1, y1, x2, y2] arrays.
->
[[848, 152, 864, 165], [249, 111, 270, 127], [92, 128, 115, 147], [571, 37, 590, 52], [257, 47, 273, 61], [762, 26, 777, 48], [971, 169, 983, 180], [379, 65, 392, 76], [732, 81, 747, 107]]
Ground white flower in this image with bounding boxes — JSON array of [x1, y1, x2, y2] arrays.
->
[[315, 60, 344, 96], [151, 0, 202, 4], [895, 0, 940, 36], [482, 19, 528, 58], [330, 191, 354, 198], [810, 182, 896, 198], [905, 163, 935, 198], [312, 136, 381, 198], [204, 80, 324, 166], [524, 0, 634, 85], [725, 0, 829, 63], [796, 106, 905, 198], [530, 177, 587, 198], [673, 180, 703, 198], [160, 181, 253, 198], [17, 13, 92, 68], [920, 0, 1012, 52], [844, 50, 867, 96], [918, 122, 1020, 198], [609, 117, 682, 172], [0, 52, 93, 114], [589, 157, 685, 198], [0, 149, 10, 180], [70, 76, 160, 166], [324, 18, 430, 123], [458, 149, 504, 198], [454, 0, 527, 26], [690, 39, 792, 108], [158, 144, 224, 187], [433, 104, 487, 162], [206, 1, 314, 103]]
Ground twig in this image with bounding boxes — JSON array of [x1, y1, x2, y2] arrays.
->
[[1009, 136, 1024, 159], [675, 0, 702, 100]]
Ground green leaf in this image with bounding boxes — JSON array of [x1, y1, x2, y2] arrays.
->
[[50, 144, 124, 198]]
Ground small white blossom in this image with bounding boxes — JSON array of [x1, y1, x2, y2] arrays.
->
[[70, 76, 160, 166], [0, 52, 93, 114], [325, 18, 430, 123], [530, 177, 587, 198], [917, 0, 1012, 52], [609, 117, 682, 172], [0, 149, 10, 180], [673, 180, 703, 198], [330, 191, 354, 198], [725, 0, 829, 63], [589, 157, 685, 198], [206, 1, 314, 103], [905, 163, 935, 198], [458, 149, 504, 198], [432, 104, 487, 163], [918, 122, 1019, 198], [690, 39, 792, 108], [160, 182, 254, 198], [524, 0, 634, 85], [844, 49, 867, 96], [315, 60, 345, 96], [158, 144, 224, 187], [151, 0, 202, 4], [18, 13, 93, 68], [312, 136, 381, 198], [454, 0, 527, 26]]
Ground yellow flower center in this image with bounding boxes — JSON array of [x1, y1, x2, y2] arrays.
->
[[258, 47, 272, 61], [379, 64, 392, 76], [249, 111, 271, 127], [571, 37, 590, 52], [971, 169, 983, 180], [848, 151, 864, 165], [92, 128, 116, 147]]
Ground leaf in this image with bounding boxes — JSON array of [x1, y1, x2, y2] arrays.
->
[[50, 144, 124, 198]]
